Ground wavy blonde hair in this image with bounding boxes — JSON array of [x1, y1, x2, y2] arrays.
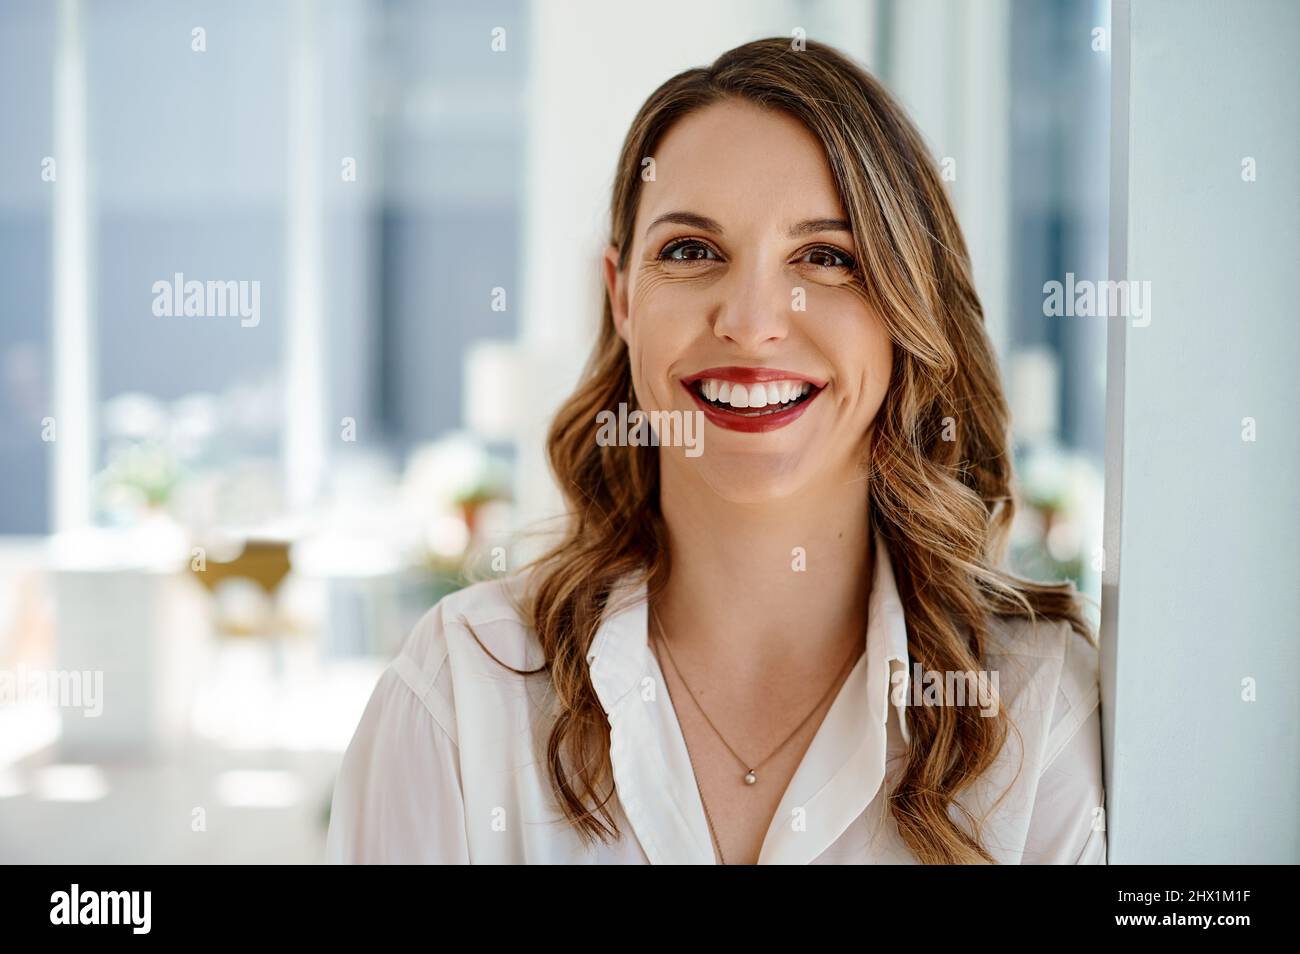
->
[[508, 36, 1092, 864]]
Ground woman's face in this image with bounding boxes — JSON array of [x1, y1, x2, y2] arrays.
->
[[603, 98, 893, 504]]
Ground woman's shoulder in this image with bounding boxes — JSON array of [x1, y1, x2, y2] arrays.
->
[[384, 571, 545, 735], [327, 570, 559, 863], [399, 571, 540, 670], [984, 607, 1099, 672], [982, 609, 1101, 762]]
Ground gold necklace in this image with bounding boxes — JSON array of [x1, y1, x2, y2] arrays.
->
[[648, 606, 863, 862], [652, 657, 730, 864]]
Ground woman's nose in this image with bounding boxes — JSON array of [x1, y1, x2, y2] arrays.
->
[[710, 261, 794, 348]]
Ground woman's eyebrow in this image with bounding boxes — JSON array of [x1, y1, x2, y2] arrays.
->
[[642, 212, 853, 239], [787, 218, 853, 237], [644, 211, 724, 238]]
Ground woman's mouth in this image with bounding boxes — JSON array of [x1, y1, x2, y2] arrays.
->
[[681, 369, 825, 433]]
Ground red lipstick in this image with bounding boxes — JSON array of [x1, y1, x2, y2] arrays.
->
[[681, 366, 826, 434], [682, 366, 828, 388]]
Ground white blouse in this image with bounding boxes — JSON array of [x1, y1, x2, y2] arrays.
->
[[326, 535, 1106, 864]]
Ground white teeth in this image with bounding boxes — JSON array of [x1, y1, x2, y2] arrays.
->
[[697, 377, 816, 409]]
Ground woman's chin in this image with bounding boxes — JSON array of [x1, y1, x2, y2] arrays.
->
[[688, 455, 812, 504]]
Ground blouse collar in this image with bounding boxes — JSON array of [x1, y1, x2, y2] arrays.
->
[[584, 531, 912, 864]]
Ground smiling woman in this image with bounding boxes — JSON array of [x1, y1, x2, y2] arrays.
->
[[326, 36, 1105, 865]]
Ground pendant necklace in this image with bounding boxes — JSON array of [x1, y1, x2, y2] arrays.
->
[[648, 606, 863, 789]]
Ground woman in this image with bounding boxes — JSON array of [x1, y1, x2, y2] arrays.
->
[[326, 37, 1105, 865]]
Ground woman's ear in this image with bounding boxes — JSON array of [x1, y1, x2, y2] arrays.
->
[[603, 244, 631, 344]]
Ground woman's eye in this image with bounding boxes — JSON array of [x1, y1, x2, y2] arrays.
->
[[659, 240, 720, 263], [797, 246, 856, 269]]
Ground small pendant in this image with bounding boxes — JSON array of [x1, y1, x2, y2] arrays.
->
[[744, 770, 757, 785]]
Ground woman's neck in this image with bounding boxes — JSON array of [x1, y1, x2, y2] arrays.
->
[[654, 459, 874, 677]]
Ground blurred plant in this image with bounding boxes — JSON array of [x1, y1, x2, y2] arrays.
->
[[97, 439, 182, 509], [403, 433, 510, 510], [1010, 440, 1103, 599], [94, 387, 286, 528], [400, 432, 512, 599], [95, 393, 186, 523]]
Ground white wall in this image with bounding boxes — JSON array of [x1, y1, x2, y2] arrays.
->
[[1104, 0, 1299, 863]]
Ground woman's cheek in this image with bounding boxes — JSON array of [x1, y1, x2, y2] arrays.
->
[[623, 316, 681, 414]]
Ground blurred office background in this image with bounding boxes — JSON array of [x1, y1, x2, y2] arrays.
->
[[0, 0, 1108, 862]]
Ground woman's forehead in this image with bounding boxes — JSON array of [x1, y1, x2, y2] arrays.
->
[[651, 101, 835, 191], [634, 102, 847, 242]]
